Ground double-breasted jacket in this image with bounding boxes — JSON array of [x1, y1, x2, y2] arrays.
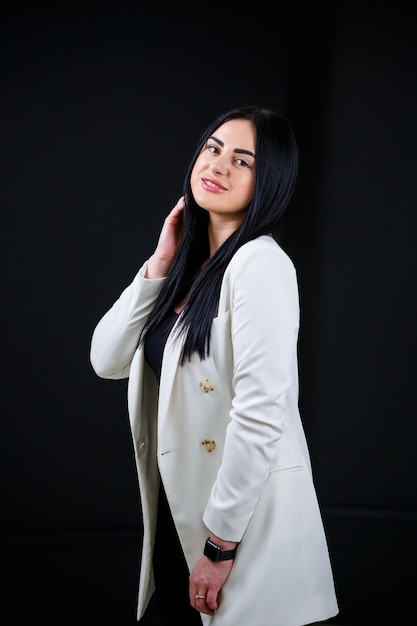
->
[[90, 235, 338, 626]]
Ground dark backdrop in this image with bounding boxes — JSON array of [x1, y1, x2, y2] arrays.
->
[[2, 2, 416, 624]]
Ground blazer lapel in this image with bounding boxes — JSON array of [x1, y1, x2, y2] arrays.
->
[[157, 319, 185, 437]]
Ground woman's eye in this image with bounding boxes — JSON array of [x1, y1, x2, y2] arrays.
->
[[236, 157, 250, 168], [207, 144, 220, 154]]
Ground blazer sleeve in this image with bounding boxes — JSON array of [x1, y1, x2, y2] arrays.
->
[[203, 238, 300, 541], [90, 261, 166, 380]]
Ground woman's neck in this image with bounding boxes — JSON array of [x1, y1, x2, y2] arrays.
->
[[207, 219, 240, 257]]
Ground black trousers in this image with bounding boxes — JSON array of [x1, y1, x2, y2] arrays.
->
[[140, 482, 203, 625]]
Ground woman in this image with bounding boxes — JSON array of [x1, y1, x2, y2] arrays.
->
[[90, 105, 339, 625]]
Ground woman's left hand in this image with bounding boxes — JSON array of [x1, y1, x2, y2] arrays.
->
[[189, 556, 234, 616]]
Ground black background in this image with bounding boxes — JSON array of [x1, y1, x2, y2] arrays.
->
[[2, 2, 416, 624]]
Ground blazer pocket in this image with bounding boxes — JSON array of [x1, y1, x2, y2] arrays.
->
[[212, 309, 230, 325], [269, 463, 304, 475]]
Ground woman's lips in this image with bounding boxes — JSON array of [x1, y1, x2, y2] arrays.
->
[[201, 177, 227, 192]]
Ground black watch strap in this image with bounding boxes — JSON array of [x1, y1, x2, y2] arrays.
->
[[204, 537, 237, 562]]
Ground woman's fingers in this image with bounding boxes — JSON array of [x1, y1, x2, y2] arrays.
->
[[145, 196, 185, 278], [157, 196, 185, 255]]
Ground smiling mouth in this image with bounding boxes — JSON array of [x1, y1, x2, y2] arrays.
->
[[202, 178, 226, 191]]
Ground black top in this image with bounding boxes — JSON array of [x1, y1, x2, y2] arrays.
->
[[143, 309, 179, 381]]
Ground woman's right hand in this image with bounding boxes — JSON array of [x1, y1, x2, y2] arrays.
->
[[145, 196, 185, 279]]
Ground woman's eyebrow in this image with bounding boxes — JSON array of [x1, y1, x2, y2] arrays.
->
[[235, 148, 256, 158], [208, 135, 256, 159]]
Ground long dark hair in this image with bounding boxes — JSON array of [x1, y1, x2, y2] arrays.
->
[[139, 105, 298, 363]]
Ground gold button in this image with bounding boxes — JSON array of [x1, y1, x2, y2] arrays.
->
[[201, 439, 216, 452], [199, 378, 214, 393]]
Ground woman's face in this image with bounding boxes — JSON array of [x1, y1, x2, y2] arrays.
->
[[190, 118, 256, 226]]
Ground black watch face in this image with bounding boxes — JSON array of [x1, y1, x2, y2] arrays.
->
[[204, 540, 220, 561]]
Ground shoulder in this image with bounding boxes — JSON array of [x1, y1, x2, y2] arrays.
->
[[218, 234, 300, 321], [226, 234, 296, 277]]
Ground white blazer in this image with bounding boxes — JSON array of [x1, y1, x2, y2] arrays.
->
[[90, 235, 339, 626]]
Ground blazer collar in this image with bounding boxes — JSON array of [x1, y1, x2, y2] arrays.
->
[[157, 318, 185, 424]]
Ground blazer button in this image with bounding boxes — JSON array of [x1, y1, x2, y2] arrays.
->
[[199, 378, 214, 393], [201, 439, 216, 452]]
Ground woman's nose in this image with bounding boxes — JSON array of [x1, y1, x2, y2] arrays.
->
[[210, 157, 228, 175]]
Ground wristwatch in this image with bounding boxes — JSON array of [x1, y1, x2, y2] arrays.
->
[[204, 537, 238, 562]]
